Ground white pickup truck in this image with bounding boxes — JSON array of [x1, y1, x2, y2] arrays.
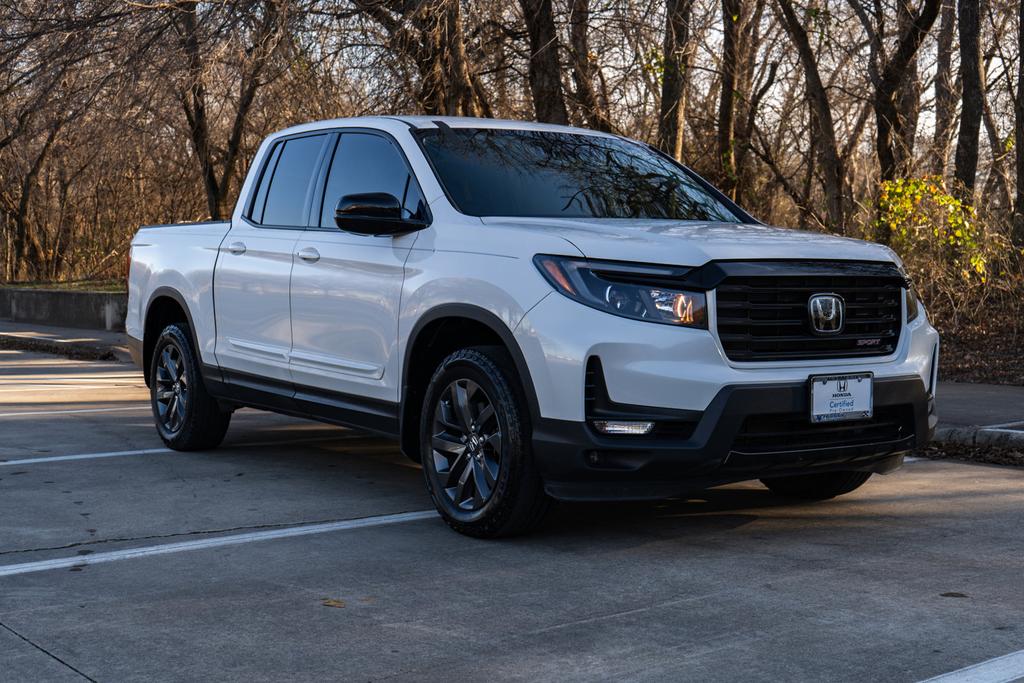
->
[[127, 116, 939, 537]]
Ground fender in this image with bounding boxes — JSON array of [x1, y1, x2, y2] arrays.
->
[[143, 286, 214, 382], [401, 303, 542, 423]]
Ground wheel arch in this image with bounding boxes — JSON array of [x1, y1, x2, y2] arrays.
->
[[400, 304, 540, 462], [142, 287, 201, 386]]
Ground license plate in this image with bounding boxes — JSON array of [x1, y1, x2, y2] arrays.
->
[[810, 373, 873, 423]]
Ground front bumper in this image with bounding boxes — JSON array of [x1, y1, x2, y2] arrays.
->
[[533, 375, 935, 501]]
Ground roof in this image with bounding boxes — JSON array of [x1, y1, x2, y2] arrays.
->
[[270, 115, 618, 140], [391, 115, 616, 137]]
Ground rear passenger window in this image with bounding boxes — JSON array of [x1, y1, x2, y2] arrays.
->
[[319, 133, 426, 228], [258, 134, 326, 227]]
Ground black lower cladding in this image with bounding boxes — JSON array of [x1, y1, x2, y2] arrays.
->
[[534, 374, 935, 501], [201, 365, 401, 438]]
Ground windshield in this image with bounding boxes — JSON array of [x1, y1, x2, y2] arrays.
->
[[416, 128, 741, 222]]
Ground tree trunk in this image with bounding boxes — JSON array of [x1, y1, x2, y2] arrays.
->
[[658, 0, 695, 160], [931, 0, 956, 176], [717, 0, 741, 198], [519, 0, 569, 124], [896, 3, 922, 173], [444, 0, 481, 117], [953, 0, 983, 200], [12, 127, 58, 280], [175, 1, 221, 221], [567, 0, 612, 131], [1014, 0, 1024, 245], [873, 0, 941, 187], [731, 0, 765, 202], [774, 0, 847, 230]]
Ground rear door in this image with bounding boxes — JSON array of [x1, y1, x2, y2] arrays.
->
[[213, 132, 329, 386], [288, 131, 427, 403]]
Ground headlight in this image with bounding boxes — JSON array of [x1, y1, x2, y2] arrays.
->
[[898, 266, 920, 322], [533, 255, 707, 328], [905, 287, 920, 322]]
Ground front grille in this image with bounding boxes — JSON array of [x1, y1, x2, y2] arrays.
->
[[715, 266, 904, 361], [731, 406, 913, 455]]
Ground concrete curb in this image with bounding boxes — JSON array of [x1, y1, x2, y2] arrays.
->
[[0, 287, 127, 331], [0, 331, 130, 363], [934, 425, 1024, 448]]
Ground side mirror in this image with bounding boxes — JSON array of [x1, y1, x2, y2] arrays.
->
[[334, 192, 426, 235]]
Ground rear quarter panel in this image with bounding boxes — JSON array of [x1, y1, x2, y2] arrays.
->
[[128, 222, 232, 365]]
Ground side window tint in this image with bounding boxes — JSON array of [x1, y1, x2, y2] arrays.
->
[[249, 142, 283, 223], [261, 134, 326, 227], [320, 133, 424, 228]]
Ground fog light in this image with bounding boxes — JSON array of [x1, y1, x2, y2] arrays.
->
[[592, 420, 655, 435]]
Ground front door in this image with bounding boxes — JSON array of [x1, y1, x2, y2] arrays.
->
[[214, 132, 329, 385], [288, 131, 428, 403]]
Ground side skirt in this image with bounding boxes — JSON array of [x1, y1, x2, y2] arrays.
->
[[201, 364, 400, 439]]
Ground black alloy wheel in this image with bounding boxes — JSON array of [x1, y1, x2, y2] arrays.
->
[[420, 347, 550, 538], [154, 342, 189, 436], [430, 378, 502, 511], [149, 323, 231, 451]]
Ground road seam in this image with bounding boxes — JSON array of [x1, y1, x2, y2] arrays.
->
[[0, 620, 96, 682]]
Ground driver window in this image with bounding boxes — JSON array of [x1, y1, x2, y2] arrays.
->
[[319, 133, 426, 228]]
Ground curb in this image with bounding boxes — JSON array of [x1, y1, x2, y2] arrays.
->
[[934, 425, 1024, 448], [0, 332, 131, 363]]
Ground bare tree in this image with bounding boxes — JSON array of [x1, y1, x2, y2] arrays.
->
[[774, 0, 847, 230], [518, 0, 569, 124], [931, 0, 957, 176], [1015, 0, 1024, 244], [567, 0, 614, 131], [954, 0, 983, 200], [658, 0, 696, 160]]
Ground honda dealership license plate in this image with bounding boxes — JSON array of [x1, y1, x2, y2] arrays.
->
[[810, 373, 873, 423]]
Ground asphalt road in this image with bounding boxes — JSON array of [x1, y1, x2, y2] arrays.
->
[[1, 349, 1022, 682]]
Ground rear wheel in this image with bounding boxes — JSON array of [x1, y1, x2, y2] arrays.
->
[[760, 471, 872, 500], [420, 347, 550, 538], [150, 323, 231, 450]]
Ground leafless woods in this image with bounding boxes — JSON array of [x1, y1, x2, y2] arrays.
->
[[1, 0, 1021, 304]]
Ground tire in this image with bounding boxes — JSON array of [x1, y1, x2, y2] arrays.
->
[[420, 347, 550, 538], [760, 471, 872, 500], [150, 323, 231, 451]]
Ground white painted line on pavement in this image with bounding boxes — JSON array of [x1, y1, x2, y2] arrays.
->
[[0, 385, 146, 393], [918, 648, 1024, 683], [0, 405, 149, 418], [904, 456, 923, 463], [981, 421, 1024, 429], [0, 433, 370, 466], [0, 510, 437, 578], [1, 448, 171, 465]]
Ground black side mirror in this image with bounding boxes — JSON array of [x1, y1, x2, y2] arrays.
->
[[334, 192, 426, 235]]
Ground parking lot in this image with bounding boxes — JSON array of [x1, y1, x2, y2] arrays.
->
[[1, 349, 1022, 681]]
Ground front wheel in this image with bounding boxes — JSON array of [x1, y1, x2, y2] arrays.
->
[[760, 471, 872, 500], [420, 347, 550, 538], [150, 323, 231, 451]]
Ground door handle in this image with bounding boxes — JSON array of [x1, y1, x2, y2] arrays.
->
[[297, 247, 320, 263], [227, 241, 246, 255]]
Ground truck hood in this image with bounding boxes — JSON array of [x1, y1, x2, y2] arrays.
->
[[479, 217, 897, 266]]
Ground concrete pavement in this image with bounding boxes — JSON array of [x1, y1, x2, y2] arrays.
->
[[935, 383, 1024, 446], [1, 348, 1024, 681]]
